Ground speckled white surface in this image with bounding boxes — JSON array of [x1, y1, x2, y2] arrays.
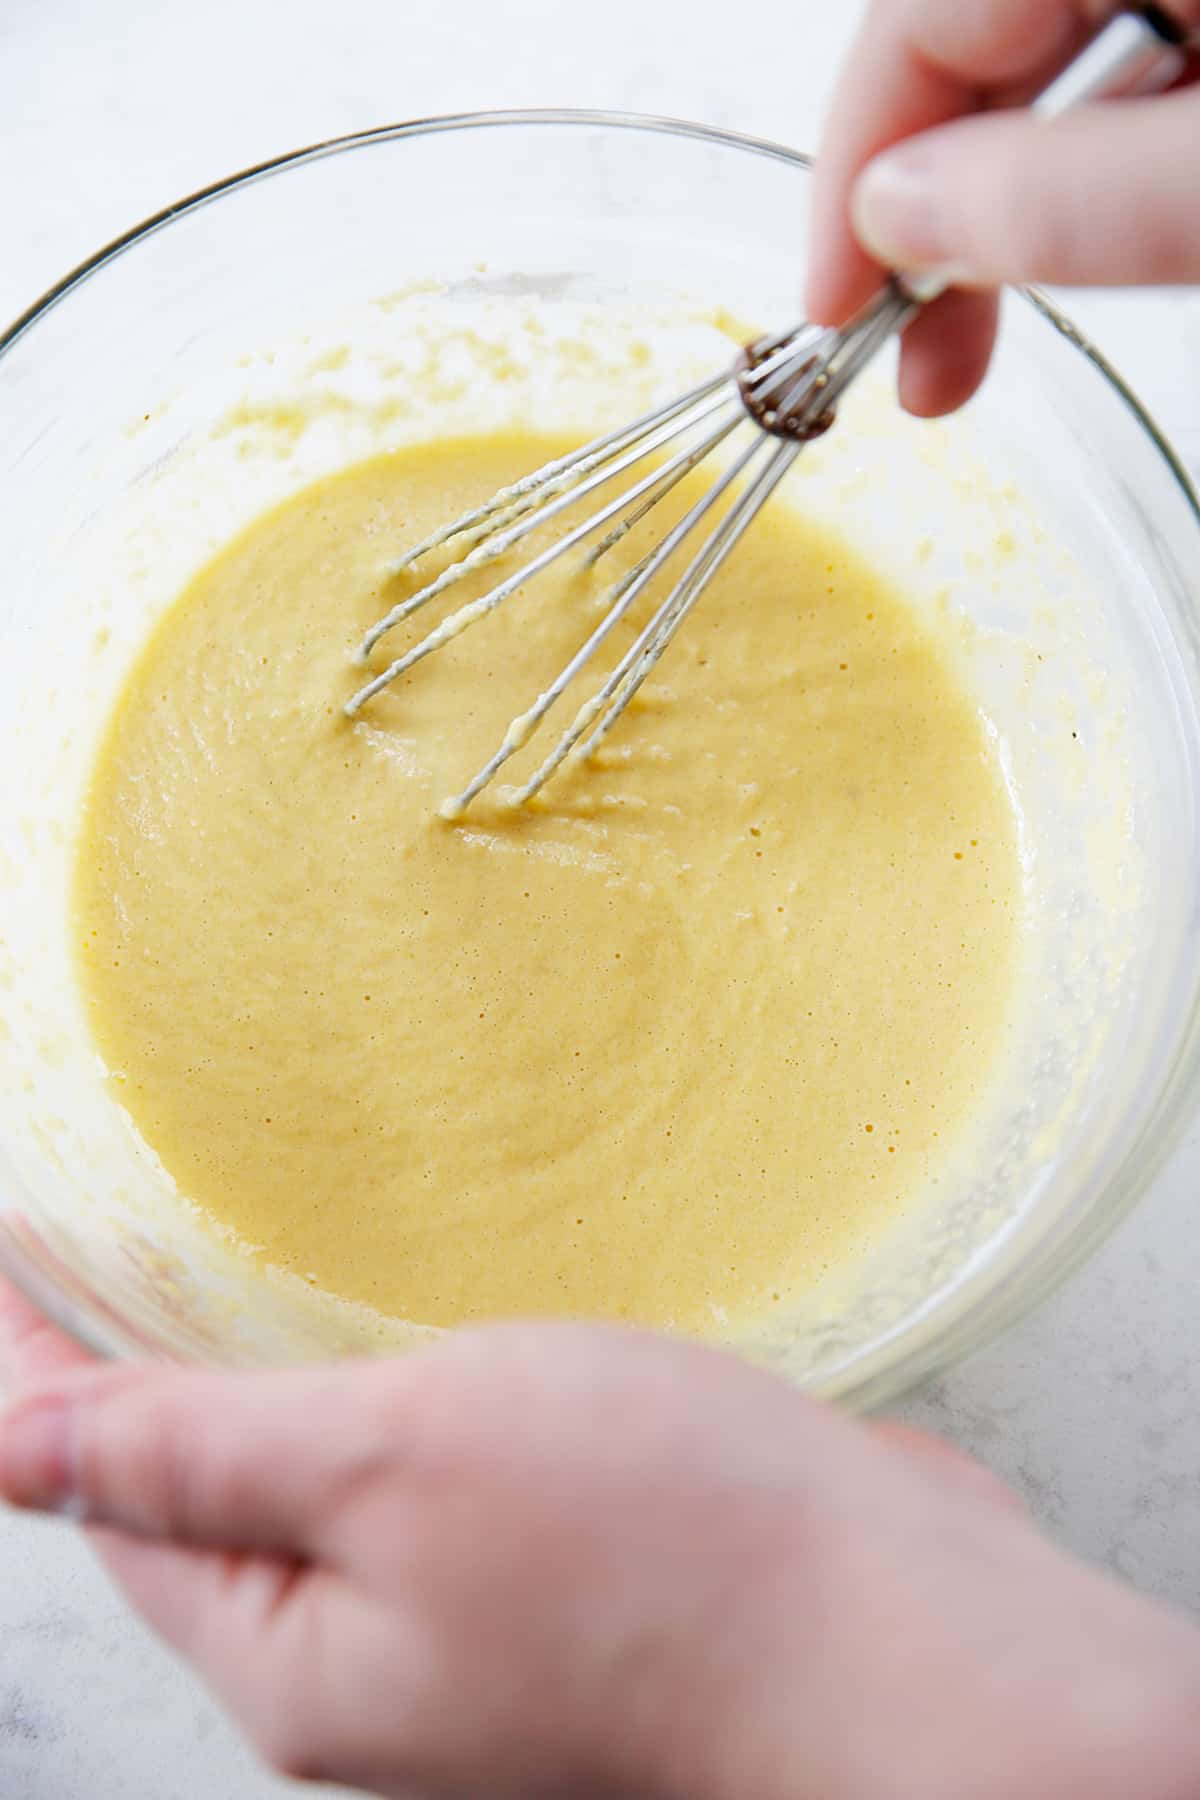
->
[[2, 2, 1199, 1793]]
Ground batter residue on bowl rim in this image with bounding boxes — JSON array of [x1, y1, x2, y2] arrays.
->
[[73, 429, 1021, 1335]]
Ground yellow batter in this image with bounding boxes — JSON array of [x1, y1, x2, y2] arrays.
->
[[75, 432, 1019, 1334]]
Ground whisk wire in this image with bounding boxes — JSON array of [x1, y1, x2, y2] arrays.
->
[[570, 438, 802, 770], [439, 431, 767, 817], [498, 437, 799, 811], [345, 402, 745, 716], [582, 423, 745, 568], [354, 384, 740, 667], [382, 367, 736, 579]]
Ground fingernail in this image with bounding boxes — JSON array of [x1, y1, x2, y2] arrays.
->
[[0, 1393, 77, 1514], [852, 146, 955, 273]]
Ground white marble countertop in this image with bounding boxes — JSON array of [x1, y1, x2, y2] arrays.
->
[[2, 1, 1199, 1793]]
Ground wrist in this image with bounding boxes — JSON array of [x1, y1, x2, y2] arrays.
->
[[636, 1554, 1200, 1800], [1102, 1657, 1200, 1800]]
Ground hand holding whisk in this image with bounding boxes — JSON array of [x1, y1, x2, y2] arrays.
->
[[344, 9, 1187, 819]]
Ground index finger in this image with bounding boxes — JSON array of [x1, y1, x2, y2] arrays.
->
[[0, 1277, 238, 1665], [807, 0, 1097, 321]]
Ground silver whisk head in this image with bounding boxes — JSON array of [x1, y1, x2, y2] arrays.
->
[[344, 281, 917, 818]]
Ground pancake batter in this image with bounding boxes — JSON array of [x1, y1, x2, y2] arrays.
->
[[75, 432, 1020, 1333]]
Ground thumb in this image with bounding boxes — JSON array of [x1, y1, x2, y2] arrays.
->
[[0, 1360, 397, 1554], [852, 87, 1200, 288]]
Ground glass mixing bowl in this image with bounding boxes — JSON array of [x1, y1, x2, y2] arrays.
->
[[1, 113, 1199, 1408]]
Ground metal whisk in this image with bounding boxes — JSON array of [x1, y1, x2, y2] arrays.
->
[[344, 9, 1186, 819]]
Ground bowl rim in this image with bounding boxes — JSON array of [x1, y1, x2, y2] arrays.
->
[[2, 105, 1198, 531], [3, 107, 1200, 1400]]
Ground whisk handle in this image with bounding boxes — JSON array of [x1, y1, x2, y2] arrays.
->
[[898, 7, 1187, 306]]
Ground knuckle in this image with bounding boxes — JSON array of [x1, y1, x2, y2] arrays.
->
[[190, 1437, 261, 1531], [1134, 202, 1200, 284], [267, 1746, 331, 1787], [956, 129, 1064, 281], [249, 1706, 332, 1786], [128, 1395, 194, 1535], [375, 1362, 493, 1487], [81, 1378, 255, 1541], [74, 1376, 171, 1526]]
